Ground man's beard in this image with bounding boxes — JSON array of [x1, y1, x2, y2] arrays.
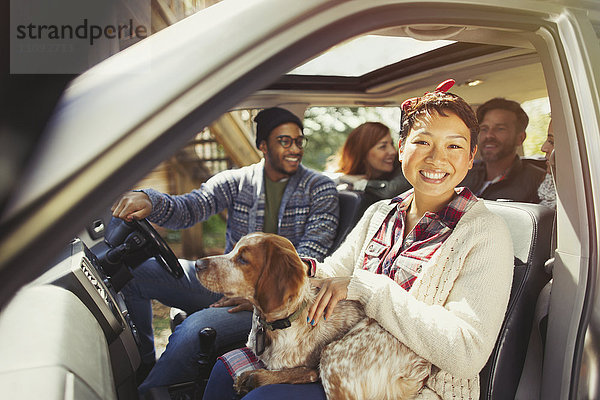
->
[[266, 148, 300, 177], [271, 162, 295, 177], [479, 137, 519, 162]]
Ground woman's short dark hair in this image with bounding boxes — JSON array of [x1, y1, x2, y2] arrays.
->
[[400, 91, 479, 154]]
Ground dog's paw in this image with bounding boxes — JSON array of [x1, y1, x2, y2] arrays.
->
[[234, 370, 264, 396]]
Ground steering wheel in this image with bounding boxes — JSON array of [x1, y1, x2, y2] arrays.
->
[[103, 217, 184, 279], [131, 219, 184, 278]]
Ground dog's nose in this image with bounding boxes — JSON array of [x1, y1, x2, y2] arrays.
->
[[195, 259, 208, 273]]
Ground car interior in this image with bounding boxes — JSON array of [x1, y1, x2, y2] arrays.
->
[[1, 1, 599, 399]]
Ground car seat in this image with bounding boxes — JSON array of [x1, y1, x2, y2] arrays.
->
[[479, 200, 555, 400], [328, 190, 364, 254]]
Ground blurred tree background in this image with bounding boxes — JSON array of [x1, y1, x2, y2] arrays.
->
[[521, 97, 552, 157]]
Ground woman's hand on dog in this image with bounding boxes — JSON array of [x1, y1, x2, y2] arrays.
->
[[111, 191, 153, 222], [307, 277, 351, 325], [210, 296, 253, 313]]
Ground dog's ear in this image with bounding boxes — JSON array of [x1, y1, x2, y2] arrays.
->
[[255, 235, 306, 314]]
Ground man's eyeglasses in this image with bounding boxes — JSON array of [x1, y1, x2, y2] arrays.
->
[[276, 135, 308, 149]]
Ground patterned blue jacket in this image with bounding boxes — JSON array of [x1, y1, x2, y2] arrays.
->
[[143, 159, 339, 261]]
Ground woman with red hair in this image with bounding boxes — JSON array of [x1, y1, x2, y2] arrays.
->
[[329, 121, 411, 200]]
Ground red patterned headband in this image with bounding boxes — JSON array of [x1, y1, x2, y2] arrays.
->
[[400, 78, 456, 111]]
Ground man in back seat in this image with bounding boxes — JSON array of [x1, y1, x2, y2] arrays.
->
[[460, 98, 546, 203], [112, 107, 339, 393]]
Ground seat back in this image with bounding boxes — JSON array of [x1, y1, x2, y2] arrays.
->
[[328, 190, 364, 254], [479, 201, 555, 400]]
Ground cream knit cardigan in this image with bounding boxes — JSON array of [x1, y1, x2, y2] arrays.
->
[[315, 198, 514, 399]]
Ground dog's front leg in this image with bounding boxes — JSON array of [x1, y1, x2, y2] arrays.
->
[[234, 367, 319, 395]]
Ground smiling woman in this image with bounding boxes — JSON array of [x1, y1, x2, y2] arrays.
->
[[337, 122, 396, 179], [401, 112, 474, 208], [203, 83, 514, 400], [399, 98, 477, 210], [325, 122, 412, 200]]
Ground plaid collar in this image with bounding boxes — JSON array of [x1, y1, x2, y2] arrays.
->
[[390, 187, 476, 229]]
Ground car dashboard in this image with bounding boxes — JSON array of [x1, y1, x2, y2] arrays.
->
[[0, 238, 140, 399]]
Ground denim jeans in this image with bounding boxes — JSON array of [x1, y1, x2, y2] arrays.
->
[[203, 360, 327, 400], [121, 258, 253, 393]]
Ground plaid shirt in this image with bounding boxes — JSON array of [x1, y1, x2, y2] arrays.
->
[[220, 347, 265, 379], [363, 187, 477, 291]]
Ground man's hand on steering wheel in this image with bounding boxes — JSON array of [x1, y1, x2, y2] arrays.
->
[[106, 191, 184, 279], [112, 191, 153, 222]]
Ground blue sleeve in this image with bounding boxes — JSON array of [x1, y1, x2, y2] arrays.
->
[[295, 176, 339, 261], [142, 169, 240, 230]]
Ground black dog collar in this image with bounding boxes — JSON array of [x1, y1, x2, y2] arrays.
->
[[255, 300, 309, 356], [258, 300, 309, 331]]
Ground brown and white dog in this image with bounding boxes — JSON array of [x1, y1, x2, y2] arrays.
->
[[195, 232, 430, 399]]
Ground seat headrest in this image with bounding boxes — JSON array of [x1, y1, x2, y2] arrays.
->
[[483, 201, 554, 265]]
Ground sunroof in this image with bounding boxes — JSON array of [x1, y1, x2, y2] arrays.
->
[[289, 35, 455, 77]]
